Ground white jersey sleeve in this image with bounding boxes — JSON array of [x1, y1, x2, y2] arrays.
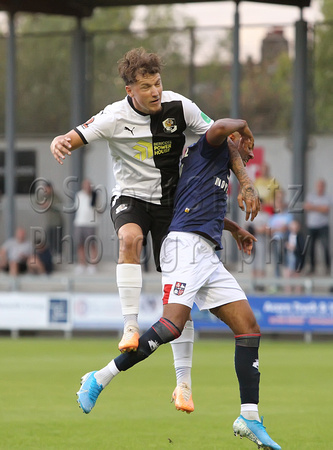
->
[[75, 103, 121, 144]]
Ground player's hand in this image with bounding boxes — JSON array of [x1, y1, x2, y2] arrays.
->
[[237, 184, 260, 221], [239, 135, 254, 154], [50, 135, 72, 165], [231, 227, 257, 256]]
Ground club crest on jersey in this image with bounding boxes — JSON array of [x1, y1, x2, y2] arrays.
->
[[174, 281, 186, 296], [162, 118, 177, 133]]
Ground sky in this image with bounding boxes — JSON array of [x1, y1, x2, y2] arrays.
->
[[134, 0, 322, 62], [173, 0, 322, 27], [0, 1, 323, 62], [183, 0, 322, 61]]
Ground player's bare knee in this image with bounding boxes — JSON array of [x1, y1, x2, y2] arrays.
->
[[250, 322, 261, 335], [240, 316, 260, 335], [248, 311, 260, 334], [163, 304, 191, 332], [118, 233, 144, 262]]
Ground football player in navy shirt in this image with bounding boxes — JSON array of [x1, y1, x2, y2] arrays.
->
[[76, 119, 281, 449]]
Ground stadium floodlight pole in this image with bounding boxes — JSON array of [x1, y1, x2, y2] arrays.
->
[[292, 11, 308, 224], [5, 11, 16, 239], [69, 17, 87, 244], [230, 0, 241, 265], [70, 17, 86, 189]]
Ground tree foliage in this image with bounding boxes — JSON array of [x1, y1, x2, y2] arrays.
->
[[314, 0, 333, 131], [240, 53, 293, 133], [0, 4, 321, 136]]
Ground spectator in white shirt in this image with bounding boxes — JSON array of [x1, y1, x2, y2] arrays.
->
[[73, 179, 99, 274], [304, 179, 331, 275]]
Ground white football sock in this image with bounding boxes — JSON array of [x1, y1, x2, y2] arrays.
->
[[124, 314, 139, 329], [241, 403, 260, 421], [116, 264, 142, 324], [95, 360, 120, 388], [170, 320, 194, 387]]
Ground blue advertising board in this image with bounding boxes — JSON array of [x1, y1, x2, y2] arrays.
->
[[191, 296, 333, 333]]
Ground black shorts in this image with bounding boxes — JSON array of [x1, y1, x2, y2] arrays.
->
[[110, 195, 173, 271], [3, 261, 27, 274]]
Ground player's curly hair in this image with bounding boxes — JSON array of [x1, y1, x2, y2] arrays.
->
[[118, 47, 164, 85]]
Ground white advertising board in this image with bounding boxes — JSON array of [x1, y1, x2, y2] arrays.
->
[[0, 291, 163, 332], [0, 292, 70, 330], [72, 293, 163, 329]]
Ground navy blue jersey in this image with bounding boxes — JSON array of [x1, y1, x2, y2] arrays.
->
[[169, 133, 230, 249]]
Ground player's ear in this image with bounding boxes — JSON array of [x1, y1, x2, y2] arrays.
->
[[125, 85, 133, 97]]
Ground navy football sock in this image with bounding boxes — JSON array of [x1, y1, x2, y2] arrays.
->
[[114, 318, 181, 372], [234, 334, 261, 405]]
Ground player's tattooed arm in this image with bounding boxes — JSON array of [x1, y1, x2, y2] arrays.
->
[[228, 141, 260, 221], [238, 184, 260, 221]]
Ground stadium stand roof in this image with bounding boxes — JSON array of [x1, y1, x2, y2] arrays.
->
[[0, 0, 312, 18]]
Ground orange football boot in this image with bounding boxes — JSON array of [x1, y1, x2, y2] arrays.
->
[[171, 382, 194, 413]]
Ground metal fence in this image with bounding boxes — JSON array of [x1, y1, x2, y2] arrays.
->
[[1, 18, 329, 137]]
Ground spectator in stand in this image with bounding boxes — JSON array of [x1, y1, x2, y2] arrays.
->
[[304, 179, 331, 275], [284, 219, 306, 294], [268, 189, 293, 280], [27, 238, 53, 275], [73, 178, 99, 274], [0, 227, 32, 276], [254, 162, 280, 215], [249, 199, 271, 288]]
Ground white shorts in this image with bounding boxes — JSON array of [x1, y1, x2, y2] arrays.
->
[[160, 232, 247, 311]]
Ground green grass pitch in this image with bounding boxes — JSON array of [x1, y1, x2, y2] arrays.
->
[[1, 337, 332, 449]]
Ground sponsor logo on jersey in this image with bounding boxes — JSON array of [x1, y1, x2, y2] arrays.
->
[[154, 141, 172, 156], [115, 204, 128, 214], [174, 281, 186, 296], [162, 118, 177, 133], [82, 117, 95, 128], [133, 140, 153, 161], [214, 175, 229, 193], [124, 126, 135, 135], [200, 111, 212, 124]]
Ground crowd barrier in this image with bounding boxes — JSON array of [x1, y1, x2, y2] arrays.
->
[[0, 274, 332, 341]]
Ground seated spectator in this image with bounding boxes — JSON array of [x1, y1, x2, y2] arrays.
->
[[27, 239, 53, 275], [0, 227, 32, 276]]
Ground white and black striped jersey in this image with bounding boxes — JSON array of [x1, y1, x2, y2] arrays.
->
[[75, 91, 213, 207]]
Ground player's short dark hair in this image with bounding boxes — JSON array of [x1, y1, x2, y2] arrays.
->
[[118, 47, 163, 85]]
